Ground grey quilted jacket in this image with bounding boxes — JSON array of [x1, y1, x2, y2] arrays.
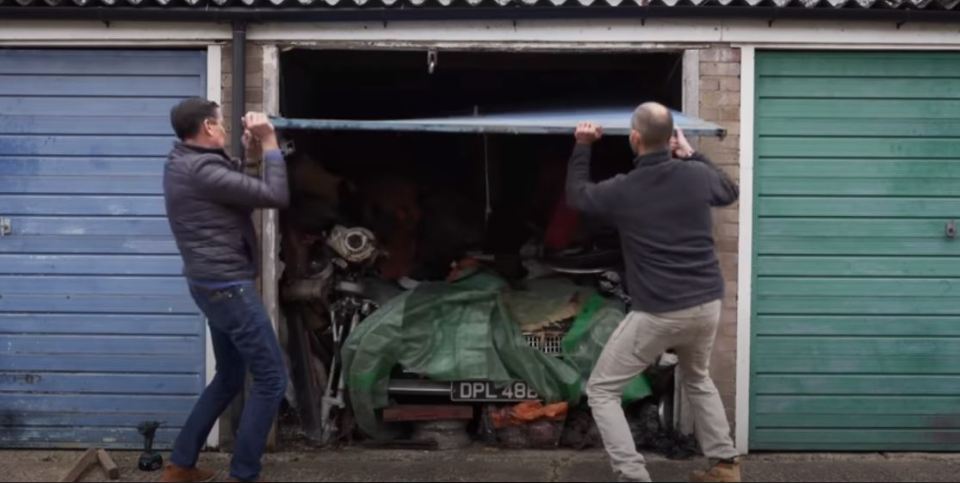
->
[[163, 142, 289, 281]]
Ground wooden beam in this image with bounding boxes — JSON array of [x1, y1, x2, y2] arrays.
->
[[261, 43, 282, 453], [382, 405, 474, 423], [96, 449, 120, 480], [59, 448, 98, 483], [288, 307, 325, 443]]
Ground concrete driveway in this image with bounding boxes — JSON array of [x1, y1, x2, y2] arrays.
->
[[4, 448, 960, 482]]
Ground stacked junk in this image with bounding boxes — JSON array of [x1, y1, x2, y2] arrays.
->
[[274, 123, 700, 459]]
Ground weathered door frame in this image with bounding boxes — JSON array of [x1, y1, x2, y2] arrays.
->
[[256, 41, 703, 438]]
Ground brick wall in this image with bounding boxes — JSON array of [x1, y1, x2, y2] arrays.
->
[[697, 46, 742, 430]]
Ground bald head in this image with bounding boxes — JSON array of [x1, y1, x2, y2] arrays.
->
[[631, 102, 674, 153]]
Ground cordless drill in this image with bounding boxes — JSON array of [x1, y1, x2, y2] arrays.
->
[[137, 421, 164, 472]]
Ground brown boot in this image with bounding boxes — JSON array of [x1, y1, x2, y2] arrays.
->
[[690, 458, 741, 483], [159, 463, 217, 483]]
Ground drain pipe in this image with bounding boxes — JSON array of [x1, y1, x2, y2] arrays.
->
[[225, 20, 249, 447], [231, 20, 247, 159]]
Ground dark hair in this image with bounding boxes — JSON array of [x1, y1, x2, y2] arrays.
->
[[170, 97, 220, 141]]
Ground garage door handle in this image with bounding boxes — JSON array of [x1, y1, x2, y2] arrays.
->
[[947, 220, 957, 240], [0, 217, 10, 237]]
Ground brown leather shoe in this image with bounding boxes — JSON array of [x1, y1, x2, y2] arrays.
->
[[159, 463, 217, 483], [690, 458, 741, 483]]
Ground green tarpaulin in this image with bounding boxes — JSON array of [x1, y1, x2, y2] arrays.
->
[[342, 270, 650, 439]]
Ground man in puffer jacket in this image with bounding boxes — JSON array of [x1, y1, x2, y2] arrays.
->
[[160, 98, 289, 483]]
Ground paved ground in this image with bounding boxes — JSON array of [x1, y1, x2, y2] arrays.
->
[[4, 448, 960, 482]]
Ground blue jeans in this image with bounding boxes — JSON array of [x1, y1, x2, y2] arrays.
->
[[171, 281, 287, 482]]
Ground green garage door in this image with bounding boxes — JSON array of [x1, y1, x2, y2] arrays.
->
[[751, 51, 960, 451]]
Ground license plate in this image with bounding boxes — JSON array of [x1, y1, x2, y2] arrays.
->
[[450, 380, 540, 402]]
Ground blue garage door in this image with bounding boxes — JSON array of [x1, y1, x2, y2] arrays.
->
[[0, 50, 207, 448]]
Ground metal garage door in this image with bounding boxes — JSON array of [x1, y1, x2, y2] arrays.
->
[[0, 50, 207, 448], [751, 51, 960, 451]]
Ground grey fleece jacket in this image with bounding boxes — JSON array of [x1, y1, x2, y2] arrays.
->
[[164, 142, 289, 282], [566, 144, 739, 313]]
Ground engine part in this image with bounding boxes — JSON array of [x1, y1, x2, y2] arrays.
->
[[334, 280, 366, 297], [327, 225, 377, 264], [319, 308, 355, 445], [320, 297, 378, 446], [599, 270, 631, 305], [283, 278, 330, 302]]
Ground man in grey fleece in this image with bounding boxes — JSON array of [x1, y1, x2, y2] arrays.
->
[[160, 98, 289, 483], [567, 102, 740, 483]]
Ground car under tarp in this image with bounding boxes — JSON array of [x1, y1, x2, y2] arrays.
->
[[341, 270, 652, 439]]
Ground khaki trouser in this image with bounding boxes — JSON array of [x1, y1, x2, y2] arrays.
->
[[587, 300, 738, 482]]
